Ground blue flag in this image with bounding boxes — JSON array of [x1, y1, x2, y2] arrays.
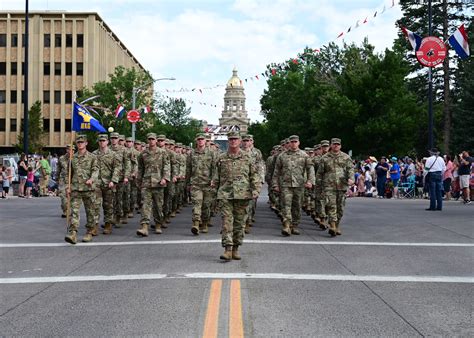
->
[[72, 102, 106, 133]]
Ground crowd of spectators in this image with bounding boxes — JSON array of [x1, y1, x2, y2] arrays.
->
[[350, 150, 473, 205]]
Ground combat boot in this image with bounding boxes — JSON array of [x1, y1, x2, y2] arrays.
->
[[319, 219, 328, 230], [91, 223, 99, 236], [136, 223, 149, 237], [281, 221, 291, 237], [328, 222, 337, 237], [291, 225, 300, 235], [165, 217, 171, 224], [232, 246, 241, 260], [82, 229, 94, 243], [191, 221, 200, 235], [64, 228, 77, 245], [103, 222, 113, 235], [128, 212, 134, 218], [170, 211, 176, 218], [244, 223, 250, 234], [220, 246, 232, 261], [335, 221, 342, 236], [201, 222, 209, 234], [120, 218, 128, 224], [155, 223, 163, 234]]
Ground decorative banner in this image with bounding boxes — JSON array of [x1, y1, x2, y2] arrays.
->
[[416, 37, 447, 67]]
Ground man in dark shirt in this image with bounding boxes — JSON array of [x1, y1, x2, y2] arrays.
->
[[458, 151, 472, 204], [375, 157, 390, 198]]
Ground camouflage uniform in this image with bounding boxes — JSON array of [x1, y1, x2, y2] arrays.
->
[[272, 136, 315, 235], [314, 140, 330, 227], [56, 148, 72, 216], [110, 133, 131, 225], [137, 133, 171, 236], [215, 132, 261, 257], [65, 135, 99, 244], [93, 136, 120, 234], [161, 141, 177, 223], [129, 144, 141, 214], [187, 135, 217, 234], [173, 144, 187, 213], [315, 138, 354, 236], [124, 137, 138, 217]]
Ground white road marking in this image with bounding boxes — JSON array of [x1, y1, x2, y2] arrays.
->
[[0, 273, 472, 284], [0, 239, 472, 248]]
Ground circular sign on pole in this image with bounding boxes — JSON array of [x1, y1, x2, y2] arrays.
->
[[127, 110, 141, 123], [416, 36, 447, 68]]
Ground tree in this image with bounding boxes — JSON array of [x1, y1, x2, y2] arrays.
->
[[16, 100, 46, 154]]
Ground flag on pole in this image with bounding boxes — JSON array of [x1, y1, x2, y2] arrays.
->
[[72, 102, 106, 132], [448, 24, 470, 59], [115, 104, 125, 118], [401, 26, 422, 51]]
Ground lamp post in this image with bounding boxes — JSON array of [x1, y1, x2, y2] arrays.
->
[[131, 77, 176, 140]]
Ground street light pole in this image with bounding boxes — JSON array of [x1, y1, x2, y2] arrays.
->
[[131, 77, 175, 141]]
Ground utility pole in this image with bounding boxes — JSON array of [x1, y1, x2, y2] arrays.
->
[[23, 0, 29, 154]]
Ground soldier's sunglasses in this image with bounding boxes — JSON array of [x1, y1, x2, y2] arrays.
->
[[76, 141, 84, 144], [99, 140, 107, 142]]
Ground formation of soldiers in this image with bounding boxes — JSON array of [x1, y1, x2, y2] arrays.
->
[[60, 130, 353, 260]]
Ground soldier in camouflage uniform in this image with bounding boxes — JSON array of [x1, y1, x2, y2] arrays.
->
[[136, 133, 171, 236], [302, 147, 315, 214], [134, 140, 144, 211], [314, 140, 330, 229], [64, 135, 99, 244], [215, 131, 261, 261], [110, 133, 131, 226], [173, 143, 186, 213], [93, 134, 120, 235], [315, 138, 354, 237], [125, 137, 139, 218], [310, 144, 325, 228], [56, 144, 73, 218], [187, 133, 217, 235], [272, 135, 314, 236]]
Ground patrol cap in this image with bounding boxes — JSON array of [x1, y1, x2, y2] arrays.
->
[[304, 147, 312, 151], [227, 131, 241, 139], [289, 135, 299, 141], [110, 132, 120, 139], [134, 139, 141, 145], [126, 137, 134, 142], [141, 142, 147, 147], [169, 140, 175, 145], [75, 134, 87, 142], [314, 144, 321, 150], [156, 134, 166, 141], [98, 134, 108, 141], [65, 144, 75, 149], [176, 143, 183, 147], [118, 134, 125, 141], [280, 140, 286, 145], [331, 138, 341, 145], [320, 140, 330, 146], [196, 133, 206, 140], [242, 134, 252, 141], [284, 138, 290, 144], [147, 132, 157, 140]]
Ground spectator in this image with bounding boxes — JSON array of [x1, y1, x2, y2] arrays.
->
[[18, 153, 28, 198], [406, 158, 416, 179], [1, 166, 13, 198], [364, 165, 372, 192], [389, 157, 401, 198], [357, 169, 365, 196], [458, 151, 472, 204], [37, 154, 51, 197], [25, 166, 37, 199], [424, 148, 446, 211], [375, 157, 389, 198], [50, 154, 58, 182], [443, 155, 454, 200]]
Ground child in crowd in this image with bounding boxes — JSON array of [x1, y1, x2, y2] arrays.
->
[[1, 166, 13, 198], [25, 166, 37, 199]]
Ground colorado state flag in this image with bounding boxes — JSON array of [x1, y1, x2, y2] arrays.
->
[[72, 102, 106, 132]]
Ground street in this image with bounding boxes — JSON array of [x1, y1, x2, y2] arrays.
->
[[0, 191, 472, 337]]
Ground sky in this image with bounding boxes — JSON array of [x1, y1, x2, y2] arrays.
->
[[1, 0, 404, 124]]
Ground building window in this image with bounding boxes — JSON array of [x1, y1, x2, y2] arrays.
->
[[54, 91, 61, 104], [22, 34, 26, 47], [43, 91, 50, 104], [76, 62, 83, 76], [65, 62, 72, 76], [21, 90, 25, 104], [43, 62, 50, 75], [0, 62, 5, 75], [11, 34, 18, 47], [22, 62, 26, 75], [54, 62, 61, 76], [66, 34, 73, 47], [11, 62, 18, 75], [0, 34, 6, 47], [11, 90, 17, 104], [0, 91, 6, 103], [43, 119, 50, 132], [77, 34, 84, 47], [44, 34, 51, 47], [65, 119, 71, 132], [10, 118, 17, 131], [65, 91, 72, 103], [0, 119, 5, 131], [54, 119, 61, 132], [55, 34, 62, 47]]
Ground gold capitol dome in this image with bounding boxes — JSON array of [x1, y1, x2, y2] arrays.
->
[[226, 67, 243, 87]]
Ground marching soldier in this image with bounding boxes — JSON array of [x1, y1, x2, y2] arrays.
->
[[314, 140, 330, 229], [215, 131, 261, 261], [93, 134, 120, 235], [315, 138, 354, 237], [110, 132, 131, 226], [125, 137, 139, 218], [272, 135, 314, 236], [136, 133, 171, 236], [56, 144, 73, 218], [173, 143, 187, 213], [131, 139, 143, 213], [64, 135, 98, 244], [187, 133, 217, 235]]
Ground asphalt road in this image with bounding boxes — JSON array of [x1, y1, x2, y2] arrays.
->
[[0, 189, 472, 337]]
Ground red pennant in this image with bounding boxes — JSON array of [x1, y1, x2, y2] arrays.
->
[[199, 89, 202, 93], [363, 17, 368, 24], [337, 32, 343, 38], [292, 59, 299, 64], [255, 75, 259, 80], [271, 69, 276, 76], [313, 48, 320, 53]]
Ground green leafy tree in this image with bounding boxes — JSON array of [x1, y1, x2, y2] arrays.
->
[[16, 100, 46, 154]]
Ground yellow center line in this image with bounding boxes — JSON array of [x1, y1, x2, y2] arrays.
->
[[202, 279, 223, 338], [229, 279, 244, 338]]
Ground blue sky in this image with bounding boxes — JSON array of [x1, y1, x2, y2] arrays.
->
[[1, 0, 403, 124]]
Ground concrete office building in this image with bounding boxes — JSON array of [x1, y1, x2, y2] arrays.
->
[[0, 11, 146, 152]]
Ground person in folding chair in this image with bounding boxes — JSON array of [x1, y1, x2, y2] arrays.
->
[[398, 174, 416, 199]]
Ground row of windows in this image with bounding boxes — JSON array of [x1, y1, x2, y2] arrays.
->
[[0, 118, 71, 132], [0, 90, 80, 104], [0, 34, 84, 48], [0, 62, 83, 76]]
